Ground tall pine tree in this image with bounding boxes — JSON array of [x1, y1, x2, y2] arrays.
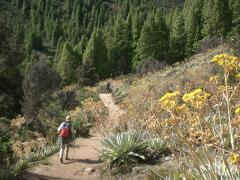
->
[[169, 9, 186, 61], [134, 11, 169, 69], [57, 42, 79, 85], [83, 30, 109, 79]]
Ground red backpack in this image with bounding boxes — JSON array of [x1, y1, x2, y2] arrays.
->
[[59, 122, 72, 138]]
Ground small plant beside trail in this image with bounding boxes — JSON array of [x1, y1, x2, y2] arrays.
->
[[100, 131, 168, 173]]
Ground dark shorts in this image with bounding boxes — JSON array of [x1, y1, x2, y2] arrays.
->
[[58, 136, 71, 146]]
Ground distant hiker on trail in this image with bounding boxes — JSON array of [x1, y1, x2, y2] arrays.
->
[[106, 81, 111, 93], [58, 115, 74, 163]]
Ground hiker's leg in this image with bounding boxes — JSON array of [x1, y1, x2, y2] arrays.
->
[[59, 137, 63, 158], [59, 138, 65, 162], [60, 145, 65, 160], [65, 142, 70, 159]]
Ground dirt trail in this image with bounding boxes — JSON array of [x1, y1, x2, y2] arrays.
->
[[24, 134, 103, 180], [24, 93, 122, 180], [99, 93, 125, 121]]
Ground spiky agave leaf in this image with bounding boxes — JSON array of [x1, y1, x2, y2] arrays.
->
[[101, 131, 147, 167]]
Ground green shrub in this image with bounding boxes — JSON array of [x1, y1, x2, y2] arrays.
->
[[72, 118, 92, 137], [112, 87, 127, 104], [52, 89, 79, 111], [12, 159, 28, 178], [96, 84, 108, 93], [23, 145, 59, 163], [77, 88, 100, 103], [0, 117, 12, 166], [3, 144, 60, 179], [147, 138, 166, 152], [101, 131, 171, 171], [190, 157, 240, 179], [149, 156, 240, 179], [145, 138, 170, 164], [101, 131, 148, 168]]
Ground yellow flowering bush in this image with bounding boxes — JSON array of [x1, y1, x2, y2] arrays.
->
[[229, 153, 240, 164], [159, 91, 180, 110], [106, 52, 240, 176], [147, 54, 240, 149], [236, 74, 240, 80], [182, 89, 210, 109], [235, 107, 240, 115], [211, 54, 240, 73], [209, 75, 220, 83]]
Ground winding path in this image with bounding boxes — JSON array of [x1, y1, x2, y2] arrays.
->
[[24, 93, 123, 180], [99, 93, 125, 121]]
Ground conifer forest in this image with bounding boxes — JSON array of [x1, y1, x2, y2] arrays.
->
[[0, 0, 240, 179]]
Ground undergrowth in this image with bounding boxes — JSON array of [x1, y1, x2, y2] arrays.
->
[[99, 48, 240, 179]]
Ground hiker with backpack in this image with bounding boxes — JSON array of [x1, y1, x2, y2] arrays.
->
[[58, 115, 75, 163], [106, 81, 111, 93]]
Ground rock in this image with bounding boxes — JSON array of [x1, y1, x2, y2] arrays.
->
[[132, 166, 148, 174], [84, 167, 95, 173], [162, 156, 174, 162]]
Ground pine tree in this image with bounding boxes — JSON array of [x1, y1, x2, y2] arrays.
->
[[76, 61, 97, 86], [74, 35, 88, 59], [21, 0, 28, 15], [112, 16, 133, 74], [213, 0, 232, 37], [134, 11, 169, 69], [23, 61, 60, 120], [54, 36, 64, 68], [7, 0, 240, 79], [229, 0, 240, 36], [203, 0, 232, 38], [25, 30, 42, 53], [57, 42, 79, 85], [184, 0, 204, 55], [83, 30, 109, 79], [169, 9, 186, 61], [131, 11, 144, 50], [51, 20, 62, 46]]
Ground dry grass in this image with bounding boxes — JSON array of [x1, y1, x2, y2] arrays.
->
[[98, 45, 240, 178]]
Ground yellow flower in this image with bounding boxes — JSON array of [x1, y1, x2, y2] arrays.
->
[[209, 76, 219, 83], [236, 74, 240, 80], [159, 91, 180, 110], [182, 89, 210, 109], [211, 54, 240, 73], [235, 107, 240, 115], [229, 153, 239, 164]]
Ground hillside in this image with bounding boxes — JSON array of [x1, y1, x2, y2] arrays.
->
[[98, 45, 240, 179], [0, 0, 240, 179]]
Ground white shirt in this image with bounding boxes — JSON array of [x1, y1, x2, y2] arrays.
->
[[57, 121, 75, 135]]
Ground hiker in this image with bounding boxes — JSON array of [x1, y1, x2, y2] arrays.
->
[[58, 115, 74, 163], [106, 81, 111, 93]]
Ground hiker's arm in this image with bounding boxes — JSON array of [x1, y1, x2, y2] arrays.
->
[[57, 122, 64, 132]]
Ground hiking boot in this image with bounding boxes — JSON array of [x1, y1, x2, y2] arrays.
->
[[65, 157, 70, 160], [60, 158, 63, 163]]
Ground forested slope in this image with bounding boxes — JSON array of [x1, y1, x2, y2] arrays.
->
[[1, 0, 238, 118], [5, 0, 240, 82], [0, 0, 240, 178]]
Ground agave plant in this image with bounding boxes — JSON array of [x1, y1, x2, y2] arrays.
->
[[190, 156, 240, 179], [101, 131, 148, 168], [147, 138, 167, 152], [144, 138, 170, 164]]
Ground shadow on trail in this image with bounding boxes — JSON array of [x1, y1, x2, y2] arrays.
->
[[24, 172, 66, 180], [63, 158, 103, 165]]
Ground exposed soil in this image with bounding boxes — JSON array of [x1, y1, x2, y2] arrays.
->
[[99, 93, 125, 121], [24, 134, 104, 180]]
